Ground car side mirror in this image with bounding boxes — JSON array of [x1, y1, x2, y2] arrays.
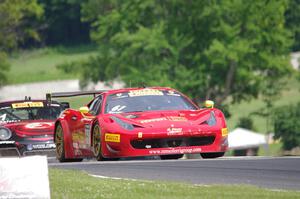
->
[[79, 106, 89, 114], [60, 102, 70, 109], [204, 100, 214, 108]]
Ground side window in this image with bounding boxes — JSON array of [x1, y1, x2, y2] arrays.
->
[[89, 95, 103, 115]]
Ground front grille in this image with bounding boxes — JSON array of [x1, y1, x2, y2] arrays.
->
[[131, 136, 215, 149]]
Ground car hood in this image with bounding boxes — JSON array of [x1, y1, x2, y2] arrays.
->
[[2, 120, 55, 136], [117, 109, 213, 128]]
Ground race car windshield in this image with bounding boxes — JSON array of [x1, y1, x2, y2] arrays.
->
[[105, 89, 197, 114], [0, 102, 63, 122]]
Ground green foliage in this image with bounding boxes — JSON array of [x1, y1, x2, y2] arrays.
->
[[60, 0, 292, 108], [0, 0, 43, 86], [38, 0, 90, 45], [0, 0, 43, 51], [285, 0, 300, 51], [273, 102, 300, 150], [236, 117, 256, 131], [0, 52, 9, 86]]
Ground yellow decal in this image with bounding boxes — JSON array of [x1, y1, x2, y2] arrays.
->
[[105, 133, 120, 143], [72, 132, 85, 142], [167, 116, 187, 122], [128, 89, 163, 97], [221, 128, 228, 136], [12, 102, 44, 108]]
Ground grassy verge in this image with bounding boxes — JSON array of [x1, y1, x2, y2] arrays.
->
[[49, 168, 300, 199], [57, 96, 94, 109], [7, 44, 98, 84]]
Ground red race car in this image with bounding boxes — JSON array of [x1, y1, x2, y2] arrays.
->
[[51, 87, 228, 162], [0, 98, 68, 156]]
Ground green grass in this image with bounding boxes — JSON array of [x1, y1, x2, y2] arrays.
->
[[6, 44, 98, 84], [49, 168, 300, 199], [258, 143, 283, 156], [227, 75, 300, 134], [57, 96, 93, 109]]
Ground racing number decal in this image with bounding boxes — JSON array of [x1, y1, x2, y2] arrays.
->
[[0, 114, 6, 121]]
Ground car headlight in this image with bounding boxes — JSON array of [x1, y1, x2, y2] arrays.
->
[[111, 116, 134, 131], [0, 127, 12, 140], [207, 111, 217, 126]]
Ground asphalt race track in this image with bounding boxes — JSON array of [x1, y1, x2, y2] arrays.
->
[[49, 156, 300, 190]]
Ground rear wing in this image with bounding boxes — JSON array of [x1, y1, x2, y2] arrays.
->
[[46, 90, 106, 108]]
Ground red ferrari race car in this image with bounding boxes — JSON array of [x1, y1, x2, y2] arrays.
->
[[51, 87, 228, 162], [0, 98, 68, 156]]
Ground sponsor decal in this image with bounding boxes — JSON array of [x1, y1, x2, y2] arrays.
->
[[167, 127, 183, 135], [84, 124, 91, 145], [128, 89, 163, 97], [166, 90, 181, 96], [12, 102, 44, 109], [149, 148, 202, 155], [221, 128, 228, 136], [32, 143, 56, 149], [167, 116, 187, 122], [73, 143, 79, 149], [25, 122, 52, 129], [105, 133, 120, 143], [0, 113, 6, 121], [0, 140, 15, 145], [140, 116, 187, 123], [72, 132, 85, 142], [140, 117, 167, 123]]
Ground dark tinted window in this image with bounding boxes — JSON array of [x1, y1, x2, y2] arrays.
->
[[0, 102, 63, 121], [105, 89, 197, 114], [89, 95, 103, 115]]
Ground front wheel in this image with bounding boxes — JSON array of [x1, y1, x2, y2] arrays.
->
[[160, 154, 184, 160], [93, 124, 106, 161], [55, 123, 83, 162], [200, 152, 225, 159]]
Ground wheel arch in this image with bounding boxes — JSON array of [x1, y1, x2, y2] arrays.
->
[[54, 119, 74, 158]]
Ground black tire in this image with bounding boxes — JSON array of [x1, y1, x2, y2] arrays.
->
[[200, 152, 225, 159], [55, 123, 83, 162], [160, 154, 184, 160], [92, 123, 107, 161]]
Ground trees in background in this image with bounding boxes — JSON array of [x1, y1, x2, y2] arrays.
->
[[273, 103, 300, 150], [0, 0, 43, 87], [60, 0, 292, 109], [285, 0, 300, 51], [38, 0, 90, 45]]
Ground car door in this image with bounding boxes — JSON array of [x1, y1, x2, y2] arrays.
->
[[80, 95, 103, 150]]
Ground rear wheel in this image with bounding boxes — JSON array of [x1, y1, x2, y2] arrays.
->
[[55, 123, 83, 162], [160, 154, 184, 160], [200, 152, 225, 159]]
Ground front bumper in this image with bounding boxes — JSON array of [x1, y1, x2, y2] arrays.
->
[[0, 140, 56, 157], [102, 128, 228, 158]]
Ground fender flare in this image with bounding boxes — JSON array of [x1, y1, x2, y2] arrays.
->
[[55, 119, 74, 158]]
